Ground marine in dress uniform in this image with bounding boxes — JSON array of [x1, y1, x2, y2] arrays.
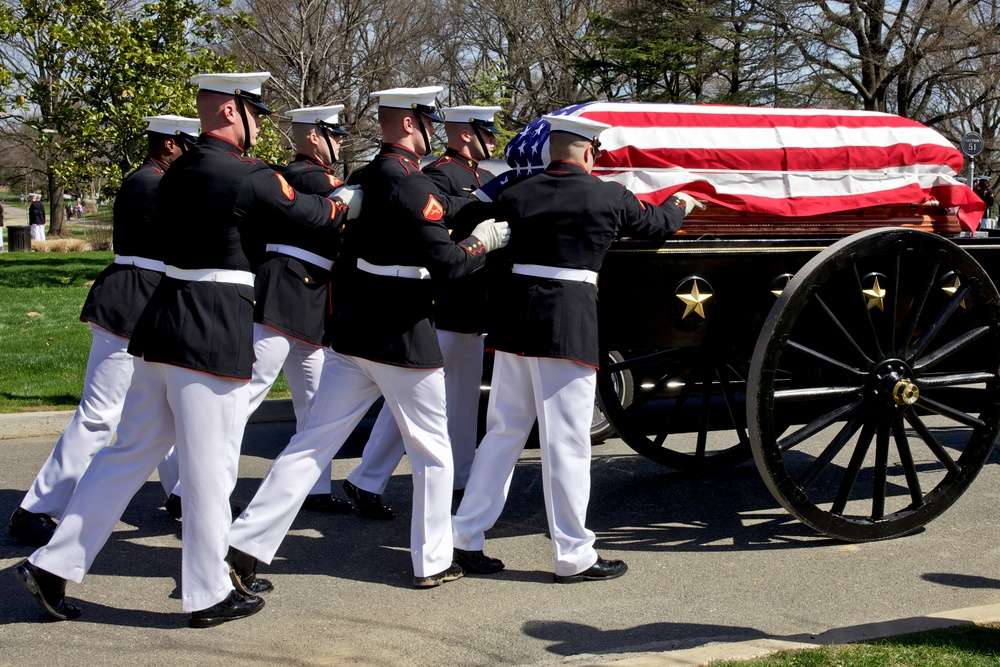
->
[[14, 73, 357, 628], [160, 105, 357, 516], [345, 105, 501, 518], [451, 115, 703, 582], [7, 115, 200, 547], [28, 194, 45, 241], [226, 86, 510, 590]]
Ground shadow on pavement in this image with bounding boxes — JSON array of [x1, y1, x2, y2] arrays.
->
[[522, 618, 765, 656], [3, 416, 1000, 633], [922, 572, 1000, 589]]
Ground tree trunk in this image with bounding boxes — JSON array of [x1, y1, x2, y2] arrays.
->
[[46, 172, 65, 236]]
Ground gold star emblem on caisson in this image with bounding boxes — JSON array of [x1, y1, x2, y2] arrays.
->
[[941, 274, 967, 309], [862, 275, 886, 311], [770, 274, 793, 298], [676, 280, 713, 319]]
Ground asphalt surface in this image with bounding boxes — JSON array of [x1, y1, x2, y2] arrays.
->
[[2, 410, 1000, 666]]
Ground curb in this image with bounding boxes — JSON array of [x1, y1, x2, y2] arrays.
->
[[0, 398, 297, 440], [579, 602, 1000, 666]]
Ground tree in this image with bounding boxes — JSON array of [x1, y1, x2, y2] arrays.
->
[[63, 0, 230, 193], [759, 0, 1000, 116], [568, 0, 798, 107], [218, 0, 447, 173], [0, 0, 228, 235], [436, 0, 615, 130], [925, 1, 1000, 183], [574, 0, 707, 103]]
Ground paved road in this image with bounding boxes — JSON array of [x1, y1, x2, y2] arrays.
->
[[2, 417, 1000, 666], [2, 202, 27, 225]]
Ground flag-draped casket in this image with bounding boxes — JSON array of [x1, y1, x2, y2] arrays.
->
[[499, 103, 983, 233]]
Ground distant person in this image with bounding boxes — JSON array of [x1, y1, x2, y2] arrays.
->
[[28, 194, 45, 241], [0, 200, 5, 251], [75, 201, 84, 219], [65, 203, 73, 221]]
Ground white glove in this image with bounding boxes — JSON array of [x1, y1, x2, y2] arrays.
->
[[331, 185, 363, 220], [471, 218, 510, 252], [671, 192, 706, 217]]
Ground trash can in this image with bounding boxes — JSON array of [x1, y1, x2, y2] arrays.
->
[[9, 225, 32, 252]]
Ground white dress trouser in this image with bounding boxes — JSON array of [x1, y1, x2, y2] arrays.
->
[[229, 350, 455, 577], [20, 324, 134, 518], [30, 359, 250, 612], [347, 329, 484, 493], [30, 224, 45, 241], [452, 352, 598, 577], [161, 323, 330, 497]]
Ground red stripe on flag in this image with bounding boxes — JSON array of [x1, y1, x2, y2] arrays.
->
[[599, 144, 964, 173], [632, 181, 978, 216], [579, 108, 935, 131]]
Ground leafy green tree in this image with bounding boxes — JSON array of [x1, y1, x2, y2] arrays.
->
[[575, 0, 709, 103], [0, 0, 229, 235]]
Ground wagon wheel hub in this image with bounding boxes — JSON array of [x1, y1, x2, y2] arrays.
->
[[892, 380, 920, 406], [867, 359, 916, 410]]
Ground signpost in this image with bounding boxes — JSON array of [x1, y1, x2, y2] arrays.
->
[[961, 131, 985, 184]]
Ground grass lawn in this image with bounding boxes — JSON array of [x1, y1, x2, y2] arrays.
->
[[0, 251, 289, 413], [712, 624, 1000, 666]]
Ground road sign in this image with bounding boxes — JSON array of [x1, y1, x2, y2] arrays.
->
[[961, 131, 985, 158]]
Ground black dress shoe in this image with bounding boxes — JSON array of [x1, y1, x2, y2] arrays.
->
[[226, 547, 274, 594], [14, 560, 82, 620], [301, 493, 354, 514], [189, 589, 264, 628], [164, 493, 183, 520], [8, 508, 57, 547], [342, 480, 395, 520], [413, 562, 464, 588], [554, 556, 628, 584], [454, 548, 504, 575]]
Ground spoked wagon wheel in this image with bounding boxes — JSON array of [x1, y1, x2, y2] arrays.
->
[[597, 344, 753, 471], [748, 228, 1000, 542]]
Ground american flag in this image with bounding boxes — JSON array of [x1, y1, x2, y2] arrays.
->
[[484, 102, 983, 231]]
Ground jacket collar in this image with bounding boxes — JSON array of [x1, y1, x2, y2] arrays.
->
[[444, 146, 479, 168], [380, 143, 421, 163], [202, 132, 246, 154], [293, 153, 334, 171], [545, 160, 588, 175]]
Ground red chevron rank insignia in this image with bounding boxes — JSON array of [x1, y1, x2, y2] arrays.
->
[[275, 173, 295, 201], [422, 194, 444, 220]]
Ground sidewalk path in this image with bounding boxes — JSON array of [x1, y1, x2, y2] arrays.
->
[[2, 417, 1000, 666]]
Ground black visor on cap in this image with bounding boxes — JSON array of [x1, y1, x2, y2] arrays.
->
[[469, 118, 499, 134], [234, 89, 273, 115], [411, 102, 443, 123], [318, 120, 348, 136]]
